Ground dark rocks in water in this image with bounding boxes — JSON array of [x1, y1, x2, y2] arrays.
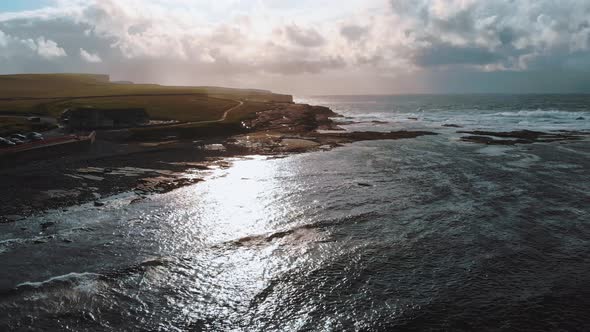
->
[[317, 131, 437, 141], [93, 201, 105, 207], [443, 124, 463, 128], [576, 117, 585, 120], [461, 135, 495, 144], [130, 196, 145, 205], [461, 135, 531, 145], [135, 177, 203, 195], [41, 221, 56, 230], [234, 130, 437, 156], [357, 183, 373, 187], [459, 129, 563, 140], [334, 120, 387, 125], [296, 131, 438, 152], [134, 189, 148, 196], [1, 215, 22, 223], [140, 259, 168, 267], [459, 129, 585, 145], [459, 129, 542, 139]]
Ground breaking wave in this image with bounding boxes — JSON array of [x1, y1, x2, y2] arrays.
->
[[490, 109, 588, 119]]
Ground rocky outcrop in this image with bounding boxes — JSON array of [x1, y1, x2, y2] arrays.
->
[[242, 103, 341, 133]]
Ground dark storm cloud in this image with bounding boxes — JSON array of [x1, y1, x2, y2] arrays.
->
[[423, 68, 590, 94], [390, 0, 590, 72], [413, 42, 503, 67]]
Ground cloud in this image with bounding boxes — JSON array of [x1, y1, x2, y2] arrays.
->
[[284, 24, 325, 47], [80, 48, 102, 63], [0, 30, 7, 47], [340, 25, 368, 42], [413, 42, 503, 67], [0, 29, 66, 60], [0, 0, 588, 93], [387, 0, 590, 71], [33, 37, 67, 58], [264, 56, 346, 75]]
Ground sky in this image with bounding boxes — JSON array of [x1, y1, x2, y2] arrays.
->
[[1, 0, 590, 95]]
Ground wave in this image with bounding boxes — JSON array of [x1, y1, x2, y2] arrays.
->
[[4, 258, 172, 295], [489, 109, 588, 119], [16, 272, 101, 290]]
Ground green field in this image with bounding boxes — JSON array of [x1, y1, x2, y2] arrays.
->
[[0, 117, 57, 136], [0, 74, 292, 135], [0, 74, 205, 99], [44, 95, 238, 122], [0, 74, 292, 101]]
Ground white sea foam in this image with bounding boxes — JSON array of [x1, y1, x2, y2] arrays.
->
[[17, 272, 100, 289], [476, 146, 514, 156], [490, 109, 588, 118]]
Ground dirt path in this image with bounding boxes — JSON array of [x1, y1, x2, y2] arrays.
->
[[197, 100, 244, 124], [130, 100, 244, 131]]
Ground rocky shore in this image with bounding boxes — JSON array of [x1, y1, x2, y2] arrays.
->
[[0, 103, 436, 222]]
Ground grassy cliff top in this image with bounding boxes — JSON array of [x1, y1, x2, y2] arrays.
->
[[0, 74, 292, 124], [0, 74, 204, 99], [0, 74, 291, 101]]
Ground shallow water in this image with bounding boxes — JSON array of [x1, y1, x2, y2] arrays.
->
[[1, 95, 589, 331]]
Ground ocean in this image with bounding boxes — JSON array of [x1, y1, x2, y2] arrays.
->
[[1, 94, 589, 331]]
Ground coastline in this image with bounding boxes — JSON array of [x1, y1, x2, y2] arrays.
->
[[1, 94, 590, 331], [0, 102, 436, 222]]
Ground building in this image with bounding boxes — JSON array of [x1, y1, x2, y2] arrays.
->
[[63, 107, 149, 129]]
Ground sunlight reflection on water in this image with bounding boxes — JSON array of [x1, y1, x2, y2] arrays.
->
[[160, 156, 301, 247], [141, 156, 332, 328], [132, 150, 375, 310]]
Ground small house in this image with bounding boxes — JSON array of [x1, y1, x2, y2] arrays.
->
[[63, 107, 149, 129]]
